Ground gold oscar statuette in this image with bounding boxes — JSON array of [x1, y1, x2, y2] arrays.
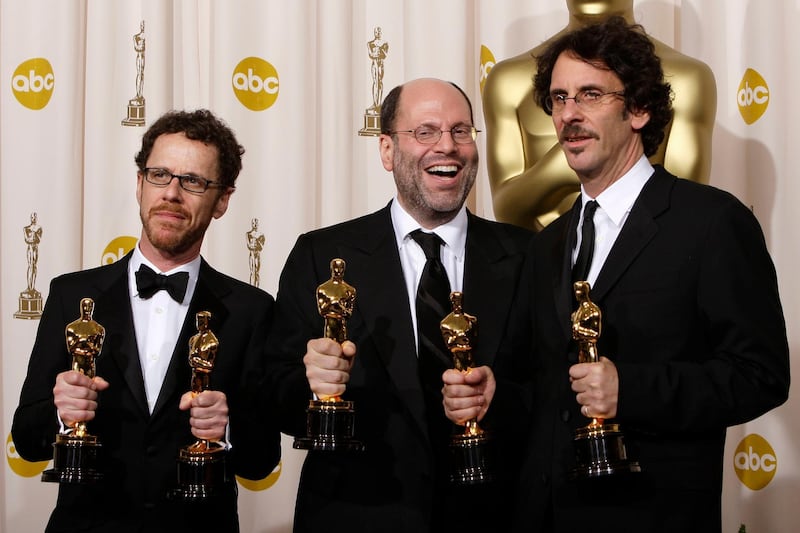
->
[[171, 311, 229, 501], [14, 212, 44, 319], [294, 258, 364, 451], [570, 281, 641, 479], [42, 297, 106, 484], [440, 291, 493, 484]]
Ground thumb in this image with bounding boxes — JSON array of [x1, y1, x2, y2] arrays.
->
[[92, 376, 110, 391]]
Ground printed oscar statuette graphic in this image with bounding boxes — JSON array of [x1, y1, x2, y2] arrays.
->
[[294, 258, 364, 451], [171, 311, 229, 500], [121, 20, 146, 126], [440, 291, 493, 484], [358, 26, 388, 136], [42, 298, 106, 484], [15, 212, 43, 319], [570, 281, 640, 479]]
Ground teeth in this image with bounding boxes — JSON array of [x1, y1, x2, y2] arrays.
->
[[427, 165, 458, 173]]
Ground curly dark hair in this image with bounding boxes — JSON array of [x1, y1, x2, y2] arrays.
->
[[533, 16, 673, 157], [134, 109, 244, 188], [380, 80, 474, 134]]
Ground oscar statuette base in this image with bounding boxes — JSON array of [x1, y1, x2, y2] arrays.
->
[[358, 111, 381, 137], [121, 98, 145, 126], [570, 423, 641, 480], [170, 442, 228, 502], [41, 433, 103, 484], [294, 399, 364, 451], [14, 290, 43, 319], [449, 431, 493, 485]]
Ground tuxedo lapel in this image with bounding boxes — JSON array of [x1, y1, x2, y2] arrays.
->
[[92, 255, 150, 418], [553, 198, 582, 340], [340, 208, 428, 439], [462, 214, 523, 362], [151, 260, 232, 418], [591, 168, 671, 301]]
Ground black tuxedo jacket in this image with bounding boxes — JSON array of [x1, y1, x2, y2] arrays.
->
[[265, 204, 532, 533], [511, 166, 790, 533], [12, 253, 280, 533]]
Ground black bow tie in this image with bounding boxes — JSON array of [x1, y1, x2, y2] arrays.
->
[[135, 264, 190, 303]]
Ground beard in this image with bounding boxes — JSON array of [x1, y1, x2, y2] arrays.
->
[[392, 149, 477, 225], [140, 204, 207, 256]]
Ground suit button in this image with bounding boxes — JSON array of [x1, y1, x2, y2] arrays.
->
[[541, 473, 550, 486], [561, 409, 571, 422], [146, 445, 158, 456]]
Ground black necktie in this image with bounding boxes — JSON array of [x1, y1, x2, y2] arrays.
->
[[135, 264, 189, 303], [572, 200, 599, 283], [410, 230, 453, 400]]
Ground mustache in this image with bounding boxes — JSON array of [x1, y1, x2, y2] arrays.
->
[[560, 125, 598, 142], [148, 203, 188, 219]]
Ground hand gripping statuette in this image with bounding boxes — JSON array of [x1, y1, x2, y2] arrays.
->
[[42, 298, 106, 484], [570, 281, 640, 479], [294, 258, 364, 451], [440, 291, 493, 484], [171, 311, 230, 501]]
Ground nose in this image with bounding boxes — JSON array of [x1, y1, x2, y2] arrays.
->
[[433, 130, 458, 152], [162, 175, 184, 199], [558, 98, 583, 122]]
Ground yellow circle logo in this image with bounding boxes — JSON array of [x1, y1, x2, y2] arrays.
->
[[236, 460, 282, 491], [479, 45, 496, 94], [733, 433, 777, 490], [232, 57, 279, 111], [737, 68, 769, 125], [12, 57, 55, 110], [102, 236, 138, 266], [6, 432, 50, 477]]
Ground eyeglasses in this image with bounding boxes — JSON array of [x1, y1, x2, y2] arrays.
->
[[389, 125, 480, 145], [142, 168, 228, 194], [544, 89, 625, 114]]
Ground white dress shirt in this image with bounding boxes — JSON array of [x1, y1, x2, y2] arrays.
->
[[390, 199, 468, 353], [128, 246, 200, 413], [573, 155, 654, 287]]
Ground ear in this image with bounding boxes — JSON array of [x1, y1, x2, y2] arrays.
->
[[379, 134, 394, 171], [630, 107, 651, 131], [212, 188, 233, 219]]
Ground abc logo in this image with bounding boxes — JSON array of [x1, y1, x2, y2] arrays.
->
[[479, 45, 496, 94], [232, 57, 279, 111], [737, 68, 769, 125], [102, 236, 138, 265], [6, 433, 50, 478], [12, 58, 55, 110], [733, 433, 777, 490], [236, 461, 282, 492]]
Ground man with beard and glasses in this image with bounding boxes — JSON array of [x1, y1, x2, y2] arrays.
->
[[265, 78, 532, 532], [12, 109, 280, 533], [444, 17, 789, 533]]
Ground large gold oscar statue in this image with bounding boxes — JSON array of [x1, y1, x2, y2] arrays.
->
[[482, 0, 716, 231]]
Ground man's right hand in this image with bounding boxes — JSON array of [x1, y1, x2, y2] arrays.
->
[[53, 370, 109, 428], [303, 338, 356, 400]]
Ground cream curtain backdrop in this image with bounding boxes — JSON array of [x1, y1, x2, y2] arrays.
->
[[1, 1, 797, 531]]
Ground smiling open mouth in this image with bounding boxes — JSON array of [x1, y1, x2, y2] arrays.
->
[[426, 165, 459, 177]]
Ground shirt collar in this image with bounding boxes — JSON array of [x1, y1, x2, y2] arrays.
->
[[390, 198, 468, 258], [581, 155, 653, 226]]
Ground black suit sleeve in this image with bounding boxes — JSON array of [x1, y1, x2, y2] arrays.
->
[[617, 195, 790, 432], [12, 278, 74, 461], [263, 234, 323, 437]]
